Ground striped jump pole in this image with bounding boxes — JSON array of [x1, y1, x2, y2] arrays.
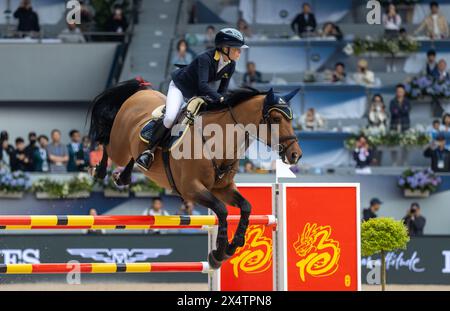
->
[[0, 215, 276, 230], [0, 262, 210, 274]]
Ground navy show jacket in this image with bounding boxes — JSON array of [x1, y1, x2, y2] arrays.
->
[[171, 49, 236, 103]]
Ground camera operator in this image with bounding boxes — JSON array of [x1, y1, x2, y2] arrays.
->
[[402, 203, 426, 236]]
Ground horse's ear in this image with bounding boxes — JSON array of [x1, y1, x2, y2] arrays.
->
[[282, 88, 300, 103], [266, 88, 275, 102]]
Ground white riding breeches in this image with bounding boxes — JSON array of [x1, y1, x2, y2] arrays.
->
[[163, 80, 185, 128]]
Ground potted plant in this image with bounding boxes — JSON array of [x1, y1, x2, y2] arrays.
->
[[32, 174, 93, 199], [361, 217, 410, 291], [0, 169, 32, 199], [131, 177, 162, 198], [398, 168, 442, 198], [66, 173, 94, 199], [101, 171, 130, 198], [349, 36, 420, 58]]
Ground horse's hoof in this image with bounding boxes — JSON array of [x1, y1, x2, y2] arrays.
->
[[208, 251, 223, 270], [112, 172, 129, 187]]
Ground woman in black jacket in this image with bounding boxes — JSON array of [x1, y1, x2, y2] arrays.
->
[[136, 28, 248, 171]]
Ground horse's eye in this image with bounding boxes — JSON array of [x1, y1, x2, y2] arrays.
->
[[272, 117, 282, 123]]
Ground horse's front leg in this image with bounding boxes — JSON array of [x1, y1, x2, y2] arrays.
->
[[212, 184, 252, 258], [185, 183, 229, 270], [113, 158, 135, 186]]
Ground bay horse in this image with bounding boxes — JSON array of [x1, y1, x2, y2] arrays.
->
[[88, 78, 302, 269]]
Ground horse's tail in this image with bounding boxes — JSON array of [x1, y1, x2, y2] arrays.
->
[[87, 77, 151, 145]]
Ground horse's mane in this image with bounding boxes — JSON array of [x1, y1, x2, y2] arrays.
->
[[204, 87, 267, 112]]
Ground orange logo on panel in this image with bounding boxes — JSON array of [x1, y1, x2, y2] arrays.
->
[[293, 223, 341, 282], [229, 225, 272, 278]]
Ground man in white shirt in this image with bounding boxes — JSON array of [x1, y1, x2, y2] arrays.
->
[[143, 198, 170, 234]]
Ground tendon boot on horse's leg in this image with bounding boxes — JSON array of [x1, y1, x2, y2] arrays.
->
[[195, 190, 229, 270], [225, 194, 252, 259], [113, 159, 135, 187], [137, 118, 170, 171]]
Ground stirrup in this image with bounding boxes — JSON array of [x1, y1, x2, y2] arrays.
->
[[136, 150, 155, 171]]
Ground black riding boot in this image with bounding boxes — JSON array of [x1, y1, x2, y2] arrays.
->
[[136, 119, 170, 171]]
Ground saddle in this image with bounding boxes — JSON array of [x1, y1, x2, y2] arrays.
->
[[139, 96, 207, 151]]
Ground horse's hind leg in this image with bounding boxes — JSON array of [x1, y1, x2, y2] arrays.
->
[[192, 187, 229, 270], [212, 185, 252, 258], [113, 158, 135, 186], [90, 145, 108, 180]]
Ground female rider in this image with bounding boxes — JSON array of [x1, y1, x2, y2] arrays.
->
[[136, 28, 248, 170]]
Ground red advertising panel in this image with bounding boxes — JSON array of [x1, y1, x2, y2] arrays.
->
[[219, 184, 274, 291], [284, 184, 360, 291]]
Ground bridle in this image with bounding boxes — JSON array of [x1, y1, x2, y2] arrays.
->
[[226, 97, 299, 163]]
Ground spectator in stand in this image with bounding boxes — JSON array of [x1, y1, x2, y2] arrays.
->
[[142, 198, 169, 234], [242, 61, 263, 86], [0, 131, 14, 170], [237, 18, 252, 38], [433, 59, 450, 82], [58, 22, 86, 43], [291, 3, 317, 37], [424, 133, 450, 172], [143, 198, 169, 216], [67, 130, 86, 172], [353, 135, 374, 170], [47, 129, 69, 173], [415, 1, 449, 39], [106, 6, 128, 33], [422, 49, 438, 77], [89, 142, 111, 168], [352, 59, 376, 87], [428, 119, 442, 137], [81, 136, 91, 170], [13, 0, 40, 35], [171, 39, 194, 67], [362, 198, 382, 221], [24, 131, 37, 171], [320, 22, 343, 40], [177, 200, 201, 233], [244, 161, 255, 173], [10, 137, 30, 172], [204, 25, 216, 49], [402, 203, 426, 236], [390, 84, 411, 132], [442, 113, 450, 133], [383, 3, 402, 37], [177, 200, 200, 216], [33, 135, 49, 172], [367, 94, 388, 134], [298, 108, 324, 131], [330, 62, 347, 83]]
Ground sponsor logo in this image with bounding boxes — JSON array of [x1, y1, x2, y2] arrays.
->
[[362, 251, 425, 272], [66, 248, 173, 263], [0, 249, 40, 264]]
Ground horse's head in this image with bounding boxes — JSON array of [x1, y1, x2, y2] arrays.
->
[[262, 88, 302, 164]]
